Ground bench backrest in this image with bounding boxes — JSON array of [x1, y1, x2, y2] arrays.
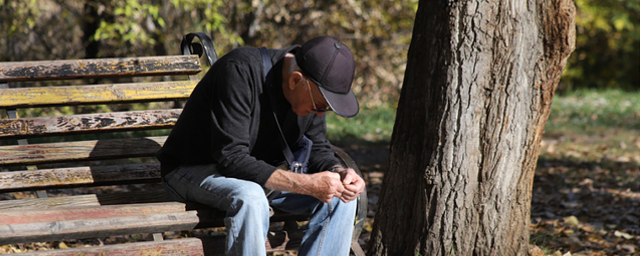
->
[[0, 44, 212, 203]]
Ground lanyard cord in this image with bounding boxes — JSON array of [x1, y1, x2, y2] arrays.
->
[[260, 47, 295, 167]]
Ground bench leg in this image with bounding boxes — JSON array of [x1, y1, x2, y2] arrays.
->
[[351, 241, 366, 256], [152, 233, 164, 241]]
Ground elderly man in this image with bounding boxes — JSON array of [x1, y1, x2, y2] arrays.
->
[[157, 36, 365, 255]]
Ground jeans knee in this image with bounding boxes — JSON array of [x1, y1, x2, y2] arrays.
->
[[231, 184, 269, 213]]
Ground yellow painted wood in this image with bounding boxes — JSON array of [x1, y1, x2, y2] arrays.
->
[[0, 80, 197, 108]]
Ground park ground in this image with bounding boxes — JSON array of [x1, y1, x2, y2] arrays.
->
[[340, 89, 639, 256], [341, 133, 639, 255], [1, 89, 638, 255]]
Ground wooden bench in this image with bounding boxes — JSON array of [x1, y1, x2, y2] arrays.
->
[[0, 33, 367, 255]]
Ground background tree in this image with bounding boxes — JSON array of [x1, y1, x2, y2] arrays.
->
[[559, 0, 639, 92], [0, 0, 415, 108], [366, 0, 576, 254], [0, 0, 635, 101]]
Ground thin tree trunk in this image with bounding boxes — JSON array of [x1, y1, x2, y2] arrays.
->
[[82, 0, 102, 59], [367, 0, 575, 255]]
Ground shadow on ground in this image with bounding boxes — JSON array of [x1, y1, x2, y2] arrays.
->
[[334, 137, 639, 255]]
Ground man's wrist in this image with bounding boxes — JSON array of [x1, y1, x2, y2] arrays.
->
[[266, 169, 305, 193], [329, 165, 343, 173]]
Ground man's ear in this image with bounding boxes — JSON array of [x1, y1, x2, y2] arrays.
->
[[288, 71, 304, 90]]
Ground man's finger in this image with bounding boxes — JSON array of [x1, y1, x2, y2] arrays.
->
[[342, 188, 356, 196], [339, 193, 357, 203], [341, 169, 358, 184], [341, 194, 356, 202], [342, 174, 353, 185], [344, 183, 359, 193]]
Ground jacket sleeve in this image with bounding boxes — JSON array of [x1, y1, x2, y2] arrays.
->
[[206, 58, 277, 185]]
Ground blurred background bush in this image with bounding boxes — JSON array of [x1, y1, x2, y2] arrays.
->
[[0, 0, 637, 106]]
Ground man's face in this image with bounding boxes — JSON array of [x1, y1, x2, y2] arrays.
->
[[287, 74, 331, 117]]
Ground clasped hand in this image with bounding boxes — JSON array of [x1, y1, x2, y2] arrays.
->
[[309, 167, 365, 203], [264, 167, 366, 204]]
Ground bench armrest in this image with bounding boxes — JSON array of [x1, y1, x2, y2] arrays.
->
[[181, 33, 218, 66]]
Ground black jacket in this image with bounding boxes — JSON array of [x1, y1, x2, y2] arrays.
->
[[157, 46, 341, 186]]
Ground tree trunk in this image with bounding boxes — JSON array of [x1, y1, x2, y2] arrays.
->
[[367, 0, 575, 255], [82, 0, 102, 59]]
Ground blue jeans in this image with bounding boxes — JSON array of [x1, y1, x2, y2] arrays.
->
[[162, 164, 356, 256]]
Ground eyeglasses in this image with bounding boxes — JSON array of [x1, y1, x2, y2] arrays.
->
[[305, 78, 332, 113]]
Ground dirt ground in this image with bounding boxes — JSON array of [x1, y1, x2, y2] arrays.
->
[[2, 139, 637, 255], [340, 138, 639, 256]]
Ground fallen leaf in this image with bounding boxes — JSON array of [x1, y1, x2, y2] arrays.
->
[[618, 244, 635, 253], [613, 230, 633, 239], [586, 233, 606, 244], [579, 224, 595, 232], [563, 216, 579, 227], [529, 246, 546, 256]]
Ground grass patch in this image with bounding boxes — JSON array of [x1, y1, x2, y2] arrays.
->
[[542, 88, 640, 165], [546, 89, 640, 136], [326, 104, 397, 144]]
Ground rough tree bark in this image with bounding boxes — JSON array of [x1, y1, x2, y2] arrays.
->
[[367, 0, 575, 255]]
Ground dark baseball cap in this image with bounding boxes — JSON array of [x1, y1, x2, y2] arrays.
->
[[295, 36, 359, 118]]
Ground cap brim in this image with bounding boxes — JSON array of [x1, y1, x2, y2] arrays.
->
[[318, 87, 359, 118]]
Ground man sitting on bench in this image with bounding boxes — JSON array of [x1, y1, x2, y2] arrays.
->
[[157, 36, 366, 256]]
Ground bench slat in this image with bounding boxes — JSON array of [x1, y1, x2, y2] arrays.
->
[[0, 192, 304, 225], [0, 211, 200, 244], [3, 225, 300, 255], [0, 81, 196, 108], [0, 202, 186, 225], [22, 238, 208, 256], [0, 136, 166, 166], [0, 55, 202, 82], [0, 163, 160, 192], [0, 190, 170, 210], [0, 194, 101, 210], [0, 109, 181, 138]]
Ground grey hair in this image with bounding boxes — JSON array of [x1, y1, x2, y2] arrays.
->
[[285, 53, 302, 77]]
